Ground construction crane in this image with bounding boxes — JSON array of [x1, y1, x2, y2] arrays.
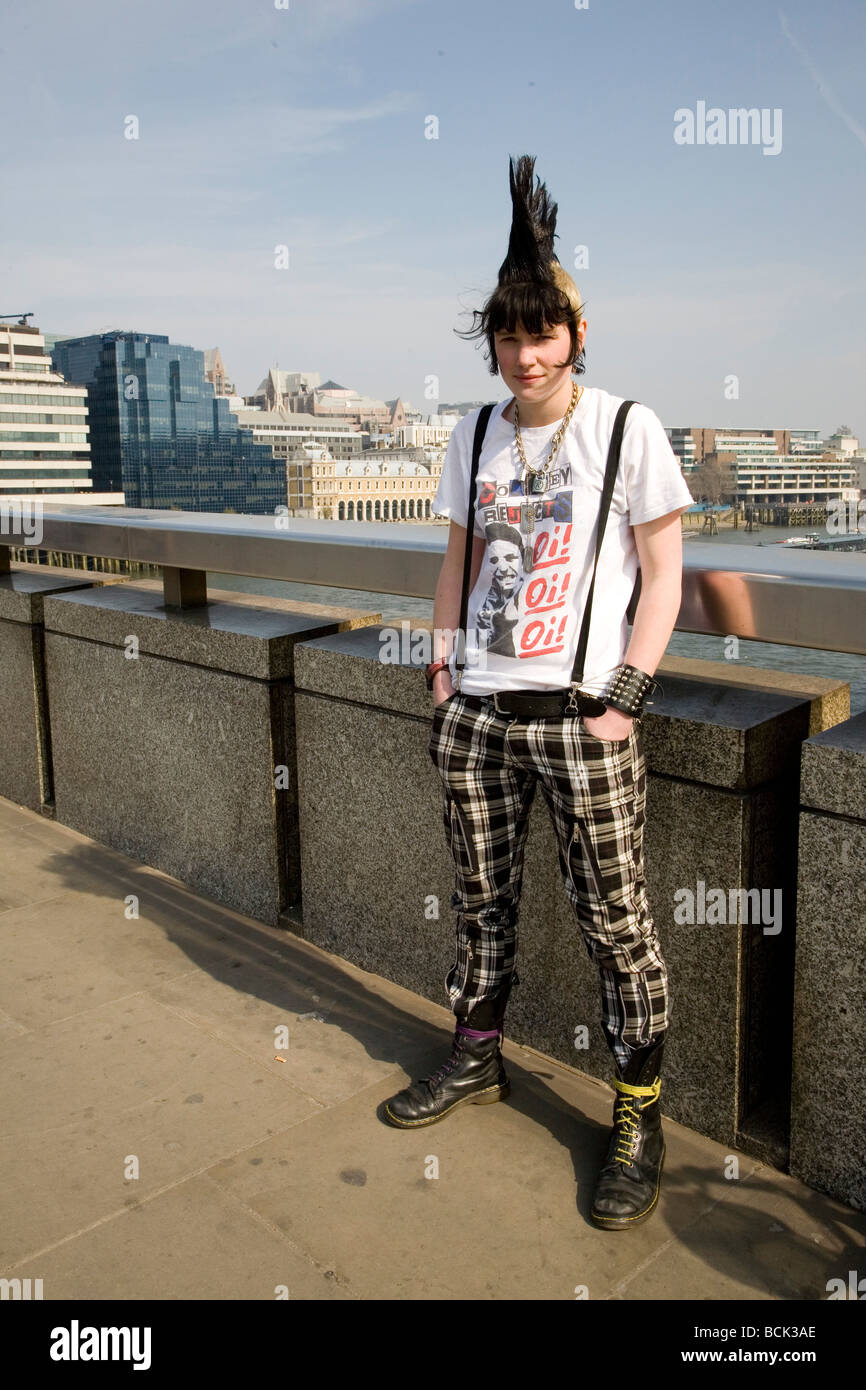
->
[[0, 313, 34, 325]]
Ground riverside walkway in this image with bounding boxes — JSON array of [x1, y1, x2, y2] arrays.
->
[[0, 792, 863, 1303]]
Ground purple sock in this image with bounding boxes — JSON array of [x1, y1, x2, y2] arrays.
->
[[457, 1025, 501, 1039]]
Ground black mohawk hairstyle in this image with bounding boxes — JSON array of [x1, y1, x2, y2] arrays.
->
[[452, 152, 586, 374], [496, 154, 561, 286]]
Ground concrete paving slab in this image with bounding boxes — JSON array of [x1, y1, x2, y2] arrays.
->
[[150, 962, 411, 1107], [0, 896, 253, 1031], [0, 906, 187, 1029], [618, 1172, 864, 1302], [0, 835, 77, 909], [0, 992, 320, 1265], [0, 803, 62, 838], [0, 1003, 28, 1041], [614, 1165, 866, 1302], [8, 1175, 352, 1301]]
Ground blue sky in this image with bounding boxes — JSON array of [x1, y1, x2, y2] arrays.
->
[[2, 0, 864, 438]]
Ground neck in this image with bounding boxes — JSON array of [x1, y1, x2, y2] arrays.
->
[[506, 377, 576, 428]]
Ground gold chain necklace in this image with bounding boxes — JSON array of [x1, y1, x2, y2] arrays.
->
[[513, 383, 583, 573], [514, 382, 583, 489]]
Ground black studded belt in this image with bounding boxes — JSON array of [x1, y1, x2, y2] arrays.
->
[[457, 688, 609, 719]]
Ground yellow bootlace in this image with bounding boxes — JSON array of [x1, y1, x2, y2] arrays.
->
[[611, 1076, 661, 1164]]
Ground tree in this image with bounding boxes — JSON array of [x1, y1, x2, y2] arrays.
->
[[691, 455, 737, 506]]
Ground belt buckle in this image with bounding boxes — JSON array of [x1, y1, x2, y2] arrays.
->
[[492, 692, 506, 714], [567, 684, 607, 718]]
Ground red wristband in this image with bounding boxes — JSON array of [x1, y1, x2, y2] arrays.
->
[[425, 658, 450, 690]]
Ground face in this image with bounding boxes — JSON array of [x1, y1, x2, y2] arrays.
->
[[493, 319, 587, 405], [488, 539, 522, 593]]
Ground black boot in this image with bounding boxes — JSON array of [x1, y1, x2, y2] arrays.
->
[[590, 1036, 665, 1230], [383, 982, 513, 1129]]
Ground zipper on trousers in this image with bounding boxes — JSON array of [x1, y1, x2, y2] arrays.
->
[[573, 821, 606, 898], [447, 797, 477, 876]]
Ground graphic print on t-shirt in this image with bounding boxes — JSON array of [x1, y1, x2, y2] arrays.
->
[[476, 464, 573, 661], [430, 389, 696, 694]]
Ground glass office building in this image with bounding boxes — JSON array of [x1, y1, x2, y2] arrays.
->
[[50, 332, 285, 513]]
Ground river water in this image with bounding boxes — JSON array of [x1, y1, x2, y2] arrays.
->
[[209, 520, 866, 715]]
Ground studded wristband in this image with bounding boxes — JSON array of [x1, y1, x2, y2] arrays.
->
[[602, 664, 661, 717]]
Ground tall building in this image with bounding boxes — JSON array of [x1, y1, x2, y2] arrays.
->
[[231, 407, 368, 461], [310, 383, 405, 434], [42, 331, 80, 355], [826, 426, 860, 457], [666, 426, 791, 471], [392, 415, 458, 449], [789, 429, 825, 457], [249, 369, 322, 411], [0, 319, 113, 502], [666, 423, 859, 505], [249, 369, 407, 435], [50, 331, 287, 513], [719, 452, 859, 506], [203, 348, 234, 398], [664, 426, 698, 474], [230, 407, 371, 514]]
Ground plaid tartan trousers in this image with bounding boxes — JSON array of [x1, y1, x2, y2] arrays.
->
[[428, 692, 670, 1070]]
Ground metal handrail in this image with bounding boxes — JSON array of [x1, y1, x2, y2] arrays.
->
[[1, 504, 865, 655]]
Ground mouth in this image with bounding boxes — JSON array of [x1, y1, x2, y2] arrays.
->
[[515, 375, 542, 382]]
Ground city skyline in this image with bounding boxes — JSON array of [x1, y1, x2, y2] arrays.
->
[[37, 318, 862, 441], [3, 0, 864, 441]]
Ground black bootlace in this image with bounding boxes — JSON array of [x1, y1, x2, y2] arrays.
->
[[423, 1033, 467, 1090]]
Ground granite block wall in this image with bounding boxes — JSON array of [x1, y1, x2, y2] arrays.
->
[[790, 711, 866, 1211], [0, 567, 121, 812], [42, 581, 379, 927]]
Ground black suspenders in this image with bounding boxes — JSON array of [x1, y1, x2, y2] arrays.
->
[[453, 397, 636, 690]]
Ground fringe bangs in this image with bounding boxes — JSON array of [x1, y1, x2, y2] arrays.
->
[[455, 279, 586, 376], [486, 279, 577, 337]]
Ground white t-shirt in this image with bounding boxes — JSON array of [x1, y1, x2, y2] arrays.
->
[[431, 386, 695, 696]]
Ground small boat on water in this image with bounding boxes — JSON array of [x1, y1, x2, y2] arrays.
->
[[775, 532, 823, 546]]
